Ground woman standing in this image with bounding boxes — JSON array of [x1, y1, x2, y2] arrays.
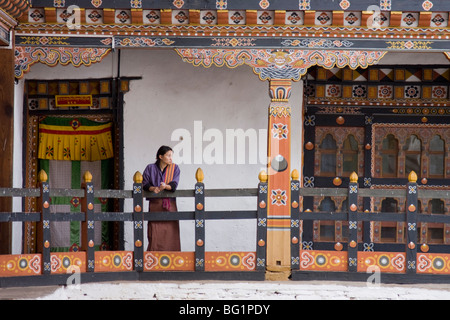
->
[[142, 146, 181, 251]]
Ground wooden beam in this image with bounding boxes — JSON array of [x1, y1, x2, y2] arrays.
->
[[0, 47, 14, 254]]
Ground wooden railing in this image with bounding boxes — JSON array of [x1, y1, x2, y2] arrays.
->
[[292, 171, 450, 284], [0, 168, 267, 287], [2, 169, 450, 287]]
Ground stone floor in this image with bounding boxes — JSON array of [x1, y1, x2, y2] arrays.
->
[[2, 280, 450, 300]]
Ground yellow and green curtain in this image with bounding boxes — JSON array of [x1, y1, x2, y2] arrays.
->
[[38, 117, 114, 161], [38, 117, 114, 252]]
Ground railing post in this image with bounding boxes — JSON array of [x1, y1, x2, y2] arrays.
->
[[257, 170, 268, 272], [347, 172, 359, 272], [290, 169, 300, 271], [195, 168, 205, 272], [406, 171, 418, 275], [81, 171, 95, 272], [133, 171, 144, 272], [38, 170, 51, 275]]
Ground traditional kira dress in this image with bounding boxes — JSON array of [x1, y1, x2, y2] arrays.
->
[[142, 162, 181, 251]]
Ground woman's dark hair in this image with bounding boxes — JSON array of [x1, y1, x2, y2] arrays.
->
[[155, 145, 173, 165]]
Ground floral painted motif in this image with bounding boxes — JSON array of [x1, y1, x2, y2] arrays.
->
[[216, 0, 227, 10], [402, 13, 417, 26], [29, 9, 45, 22], [130, 0, 142, 9], [272, 123, 288, 139], [422, 0, 433, 11], [299, 0, 310, 10], [116, 10, 130, 23], [378, 85, 393, 98], [271, 189, 287, 206], [317, 12, 331, 25], [202, 11, 216, 24], [380, 0, 391, 11], [431, 13, 447, 27], [53, 0, 65, 7], [87, 10, 102, 23], [345, 12, 359, 25], [58, 9, 73, 23], [174, 10, 188, 24], [339, 0, 350, 10], [46, 146, 54, 157], [173, 0, 184, 9], [258, 11, 273, 24], [373, 12, 388, 26], [229, 11, 245, 24], [259, 0, 270, 9], [405, 85, 420, 98], [287, 11, 302, 24], [326, 84, 341, 97], [145, 10, 160, 23], [352, 85, 367, 98], [91, 0, 102, 8], [432, 86, 447, 99]]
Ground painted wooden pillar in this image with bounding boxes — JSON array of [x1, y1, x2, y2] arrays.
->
[[81, 171, 95, 272], [133, 171, 144, 272], [0, 47, 14, 254], [266, 79, 292, 273], [37, 170, 51, 275], [406, 171, 418, 274]]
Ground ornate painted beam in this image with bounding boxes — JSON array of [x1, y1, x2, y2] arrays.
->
[[14, 46, 111, 79], [28, 0, 450, 12], [16, 34, 450, 52], [176, 48, 387, 80]]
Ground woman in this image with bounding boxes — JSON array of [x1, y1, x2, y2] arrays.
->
[[142, 145, 181, 251]]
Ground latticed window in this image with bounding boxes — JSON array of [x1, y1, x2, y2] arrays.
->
[[381, 134, 398, 178], [318, 197, 336, 241], [342, 134, 358, 176], [427, 199, 445, 244], [429, 135, 445, 178], [319, 134, 337, 176], [405, 135, 421, 177], [380, 197, 398, 242]]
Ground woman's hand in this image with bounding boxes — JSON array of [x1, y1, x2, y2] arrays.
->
[[149, 186, 161, 193]]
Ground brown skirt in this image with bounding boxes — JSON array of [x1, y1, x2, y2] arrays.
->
[[147, 198, 180, 251]]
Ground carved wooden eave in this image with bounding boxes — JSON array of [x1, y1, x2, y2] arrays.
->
[[12, 0, 450, 79], [0, 0, 30, 45]]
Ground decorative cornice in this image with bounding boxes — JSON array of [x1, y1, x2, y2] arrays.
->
[[27, 0, 450, 12], [176, 48, 387, 81], [14, 46, 111, 79]]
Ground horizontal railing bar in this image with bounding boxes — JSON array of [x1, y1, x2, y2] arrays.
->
[[299, 212, 348, 221], [143, 212, 195, 221], [299, 211, 407, 222], [204, 210, 257, 219], [417, 190, 450, 199], [417, 214, 450, 223], [5, 210, 450, 224], [358, 189, 406, 198], [94, 190, 132, 198], [93, 212, 133, 221], [0, 212, 41, 222], [299, 188, 347, 197], [143, 210, 258, 221], [0, 188, 40, 197], [49, 212, 85, 221], [49, 189, 85, 197], [1, 187, 449, 200]]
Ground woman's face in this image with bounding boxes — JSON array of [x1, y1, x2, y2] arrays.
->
[[159, 150, 173, 166]]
